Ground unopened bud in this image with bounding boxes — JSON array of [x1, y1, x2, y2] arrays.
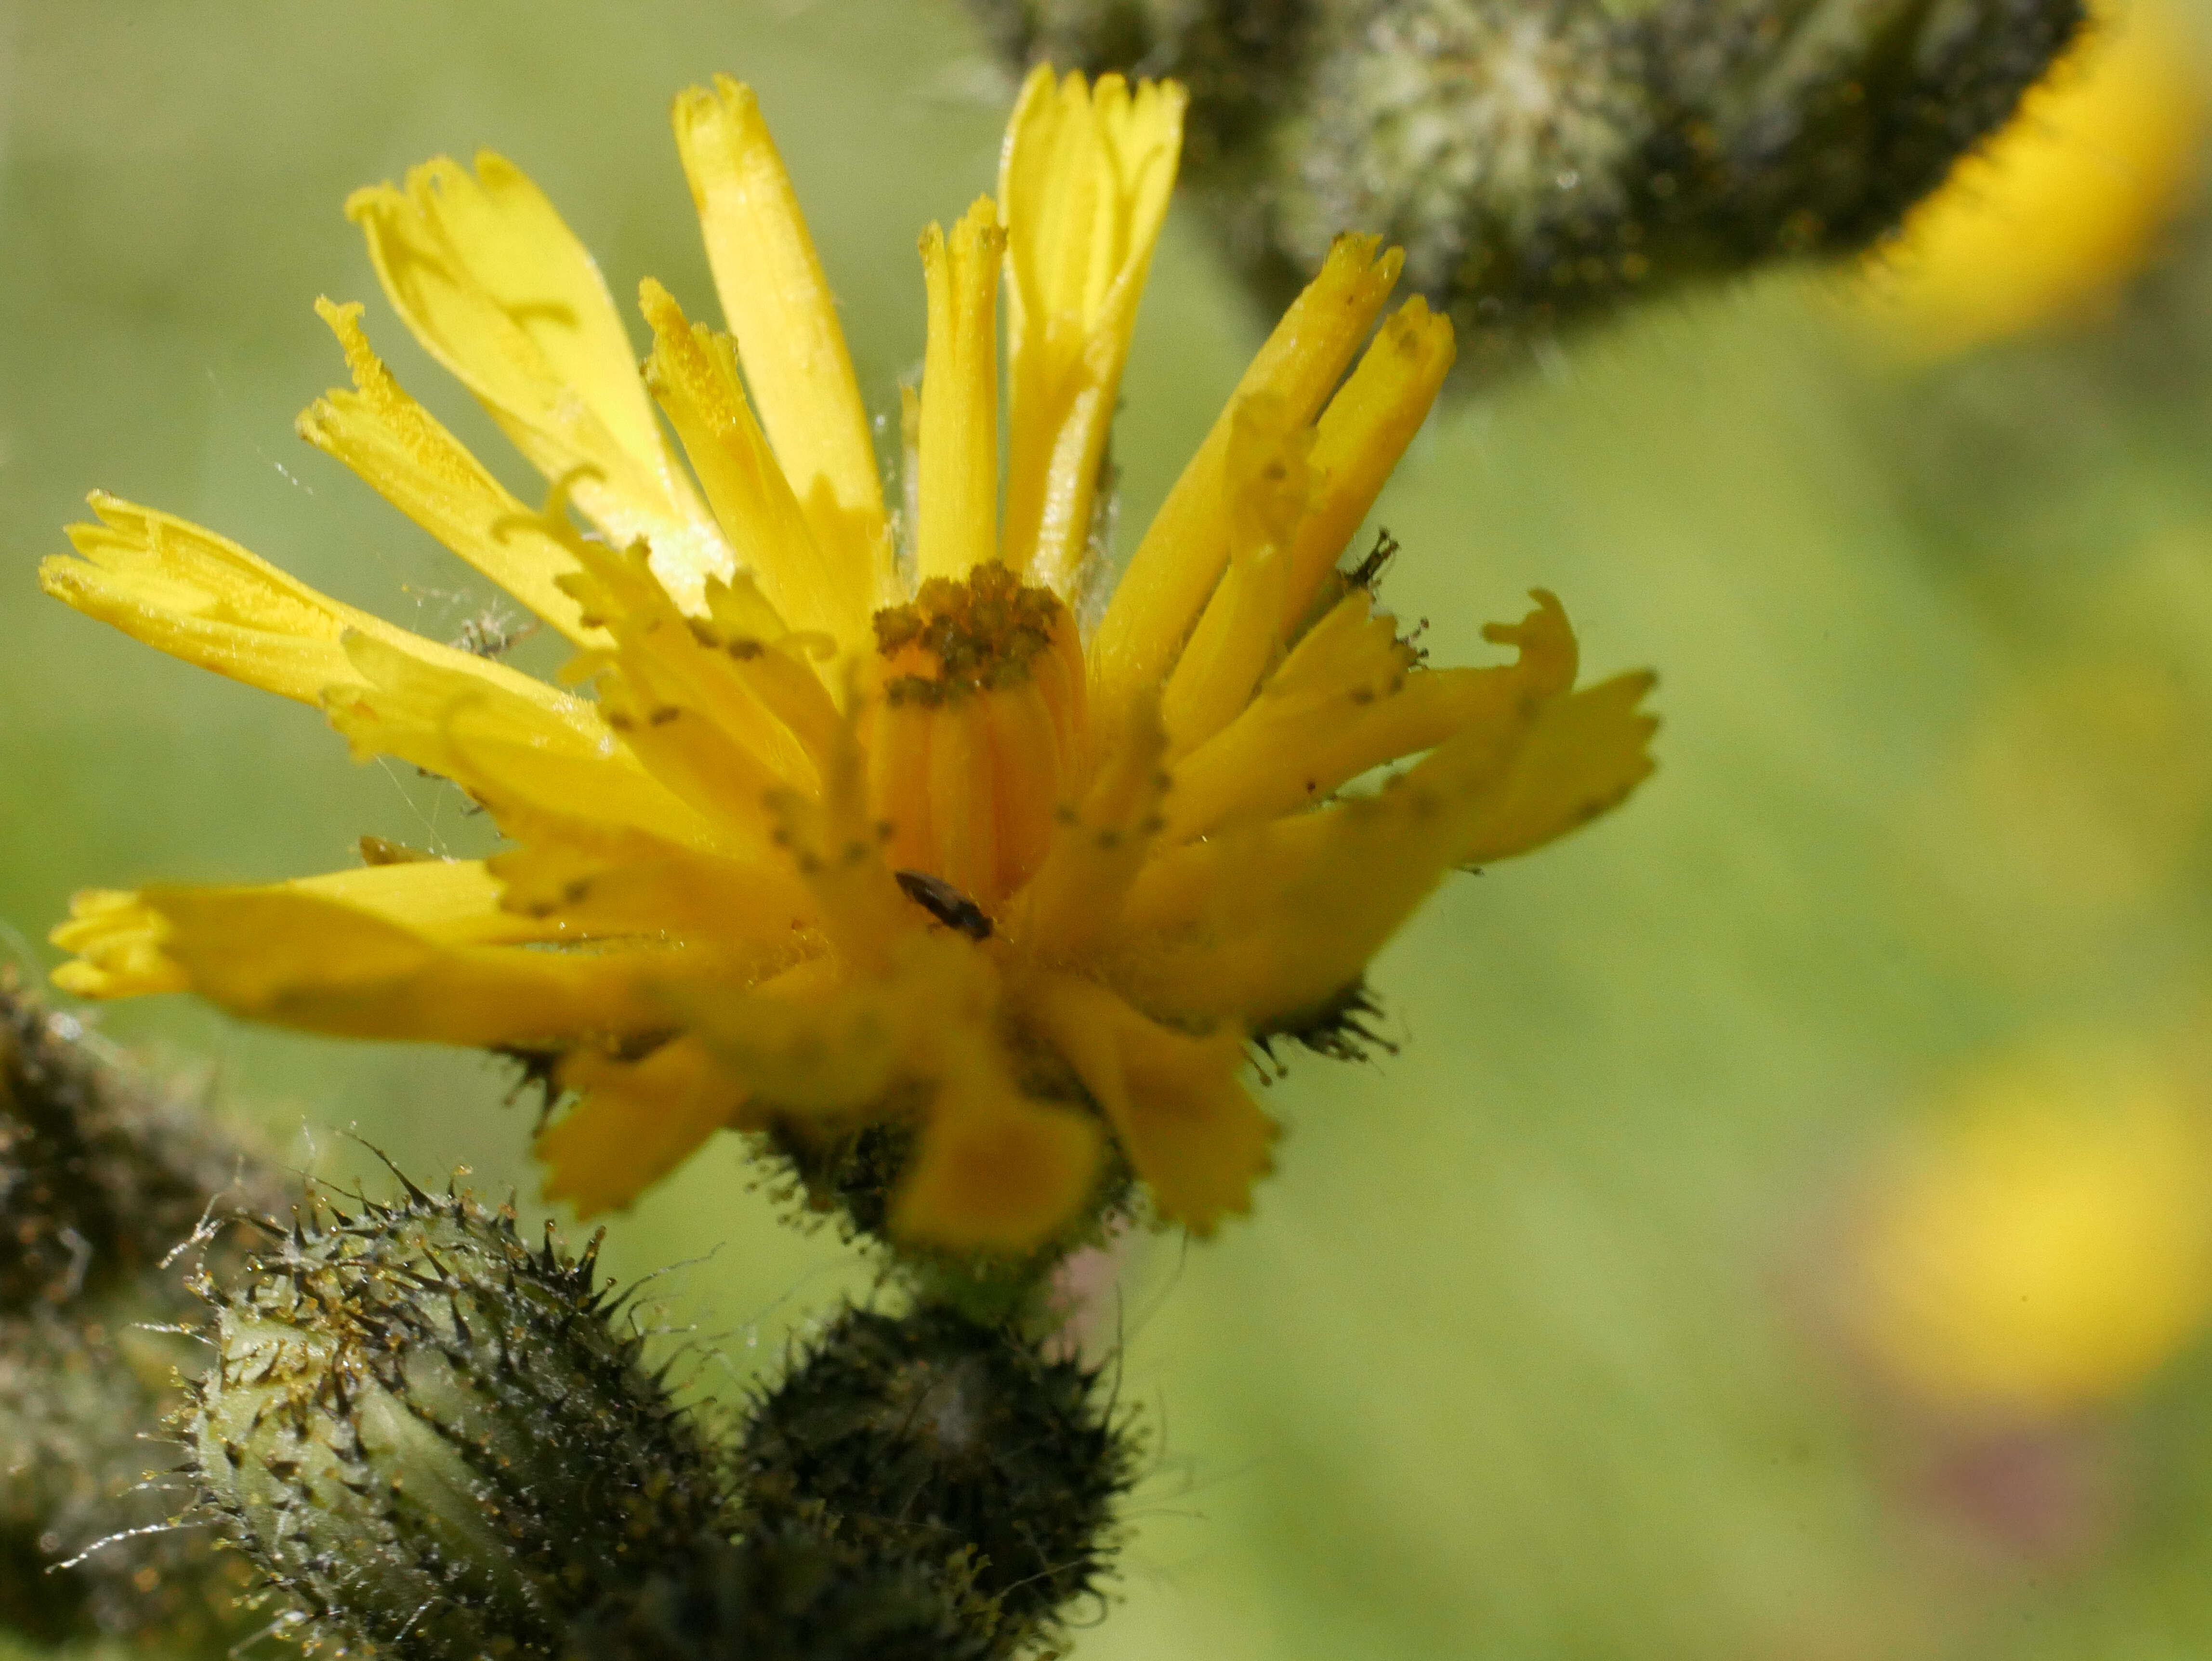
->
[[736, 1305, 1132, 1653], [187, 1183, 724, 1661], [967, 0, 2086, 378], [2, 1307, 253, 1646], [2, 976, 282, 1315], [566, 1519, 992, 1661]]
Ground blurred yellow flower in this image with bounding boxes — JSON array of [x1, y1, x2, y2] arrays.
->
[[1849, 1047, 2212, 1414], [1857, 0, 2208, 357], [42, 68, 1656, 1254]]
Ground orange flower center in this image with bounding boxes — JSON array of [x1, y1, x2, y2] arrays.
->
[[862, 565, 1089, 916]]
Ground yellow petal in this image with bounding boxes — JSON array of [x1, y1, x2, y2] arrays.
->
[[1455, 670, 1659, 866], [297, 299, 600, 645], [916, 198, 1006, 584], [1164, 590, 1570, 843], [1090, 234, 1405, 732], [555, 538, 833, 845], [1280, 297, 1456, 631], [346, 155, 732, 609], [1116, 659, 1651, 1028], [1000, 67, 1185, 593], [764, 717, 919, 973], [1159, 393, 1310, 757], [539, 1037, 750, 1216], [667, 956, 908, 1117], [671, 78, 893, 608], [44, 495, 382, 703], [1027, 975, 1274, 1233], [890, 1040, 1104, 1252], [50, 890, 189, 998], [114, 886, 682, 1044], [637, 279, 867, 654], [318, 629, 713, 847], [1014, 695, 1169, 958], [488, 817, 815, 947]]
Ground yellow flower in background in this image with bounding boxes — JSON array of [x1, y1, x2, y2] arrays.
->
[[1856, 0, 2209, 357], [42, 68, 1656, 1254], [1848, 1047, 2212, 1414]]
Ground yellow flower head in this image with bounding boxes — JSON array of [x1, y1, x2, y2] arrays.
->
[[1848, 1046, 2212, 1415], [44, 69, 1657, 1255]]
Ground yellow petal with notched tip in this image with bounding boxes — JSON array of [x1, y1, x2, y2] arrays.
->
[[1116, 660, 1650, 1028], [50, 891, 190, 998], [105, 886, 682, 1044], [672, 77, 892, 609], [1164, 590, 1572, 843], [297, 299, 600, 645], [890, 1041, 1104, 1252], [539, 1037, 751, 1216], [347, 155, 732, 609], [1000, 66, 1185, 593], [1455, 670, 1659, 866], [49, 861, 567, 1002], [1090, 234, 1404, 729], [1280, 296, 1455, 631], [1027, 975, 1273, 1233], [638, 279, 867, 654], [44, 496, 382, 703], [916, 199, 1006, 584]]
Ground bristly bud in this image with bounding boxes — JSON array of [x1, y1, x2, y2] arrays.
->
[[966, 0, 2086, 378], [566, 1520, 992, 1661], [2, 974, 284, 1315], [186, 1183, 725, 1661], [2, 1307, 255, 1647], [736, 1305, 1134, 1654]]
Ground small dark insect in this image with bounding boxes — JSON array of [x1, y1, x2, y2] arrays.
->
[[895, 870, 994, 940]]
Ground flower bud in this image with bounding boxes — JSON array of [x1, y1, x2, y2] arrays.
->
[[187, 1183, 725, 1661], [736, 1305, 1132, 1652], [966, 0, 2086, 378], [566, 1520, 992, 1661], [2, 976, 282, 1315], [2, 1307, 253, 1646]]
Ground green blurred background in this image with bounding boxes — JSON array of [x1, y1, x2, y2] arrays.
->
[[11, 1, 2212, 1655]]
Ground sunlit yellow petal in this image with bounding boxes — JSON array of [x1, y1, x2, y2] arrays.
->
[[43, 495, 379, 702], [1027, 975, 1273, 1232], [637, 279, 867, 654], [115, 886, 685, 1044], [297, 299, 600, 644], [1165, 591, 1571, 843], [671, 77, 893, 608], [1000, 66, 1185, 593], [346, 155, 732, 608], [540, 1037, 751, 1217], [917, 198, 1006, 584], [1090, 234, 1405, 730]]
